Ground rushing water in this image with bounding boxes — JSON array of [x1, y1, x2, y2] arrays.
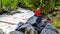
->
[[0, 7, 34, 34]]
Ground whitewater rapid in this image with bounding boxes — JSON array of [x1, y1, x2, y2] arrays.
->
[[0, 7, 34, 34]]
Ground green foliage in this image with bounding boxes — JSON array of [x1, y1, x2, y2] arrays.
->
[[55, 0, 60, 8], [18, 0, 40, 11], [41, 0, 55, 14], [2, 0, 18, 10], [0, 0, 56, 14], [0, 0, 2, 12], [0, 0, 1, 8], [53, 20, 60, 28], [53, 20, 60, 32]]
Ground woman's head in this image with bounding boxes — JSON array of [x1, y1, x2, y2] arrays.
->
[[35, 8, 41, 17], [37, 8, 40, 10]]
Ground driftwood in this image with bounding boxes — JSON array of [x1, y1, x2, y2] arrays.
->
[[0, 21, 16, 25]]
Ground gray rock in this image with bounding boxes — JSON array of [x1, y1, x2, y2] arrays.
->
[[0, 29, 5, 34], [41, 28, 57, 34], [9, 31, 24, 34]]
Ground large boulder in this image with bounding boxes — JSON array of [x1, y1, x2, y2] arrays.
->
[[40, 28, 58, 34]]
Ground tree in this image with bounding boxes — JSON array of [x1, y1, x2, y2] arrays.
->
[[0, 0, 56, 14], [40, 0, 55, 14], [18, 0, 55, 14]]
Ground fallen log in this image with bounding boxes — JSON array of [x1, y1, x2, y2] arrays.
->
[[0, 21, 16, 25]]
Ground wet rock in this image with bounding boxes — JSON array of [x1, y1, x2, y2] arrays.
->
[[41, 28, 58, 34], [0, 29, 6, 34], [9, 31, 24, 34]]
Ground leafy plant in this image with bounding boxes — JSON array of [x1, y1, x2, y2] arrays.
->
[[55, 0, 60, 8], [0, 0, 59, 14], [2, 0, 18, 10]]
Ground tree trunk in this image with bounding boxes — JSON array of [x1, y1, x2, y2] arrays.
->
[[0, 0, 2, 12], [49, 0, 55, 12]]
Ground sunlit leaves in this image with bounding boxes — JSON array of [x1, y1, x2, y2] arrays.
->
[[0, 0, 59, 13], [2, 0, 18, 10], [55, 0, 60, 8]]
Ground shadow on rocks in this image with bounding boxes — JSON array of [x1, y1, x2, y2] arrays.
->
[[9, 31, 24, 34]]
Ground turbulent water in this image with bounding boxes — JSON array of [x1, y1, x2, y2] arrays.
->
[[0, 7, 34, 34]]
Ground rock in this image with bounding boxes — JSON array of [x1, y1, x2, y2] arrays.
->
[[9, 31, 24, 34], [41, 28, 57, 34], [0, 29, 6, 34]]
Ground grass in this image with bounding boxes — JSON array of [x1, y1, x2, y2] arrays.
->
[[53, 20, 60, 32], [53, 20, 60, 28], [56, 6, 60, 9]]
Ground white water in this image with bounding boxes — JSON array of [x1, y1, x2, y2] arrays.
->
[[0, 7, 34, 34]]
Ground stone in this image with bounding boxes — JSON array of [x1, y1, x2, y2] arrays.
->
[[9, 31, 24, 34]]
